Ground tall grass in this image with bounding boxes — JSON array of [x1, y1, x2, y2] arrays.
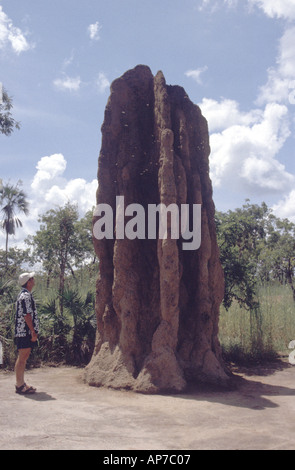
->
[[219, 283, 295, 364], [2, 276, 295, 369]]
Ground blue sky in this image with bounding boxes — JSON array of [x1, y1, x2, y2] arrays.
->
[[1, 0, 295, 247]]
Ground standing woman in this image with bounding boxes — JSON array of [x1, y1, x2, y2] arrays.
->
[[14, 272, 39, 394]]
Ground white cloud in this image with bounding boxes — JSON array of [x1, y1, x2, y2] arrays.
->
[[256, 26, 295, 105], [198, 0, 237, 11], [200, 0, 295, 18], [197, 2, 295, 206], [185, 66, 208, 84], [53, 75, 81, 92], [195, 0, 295, 219], [87, 21, 102, 41], [0, 154, 97, 249], [205, 101, 293, 192], [279, 27, 295, 76], [53, 71, 109, 95], [248, 0, 295, 20], [43, 178, 97, 214], [0, 6, 32, 54], [31, 153, 97, 216], [199, 97, 262, 131], [272, 189, 295, 222], [198, 2, 295, 106], [31, 153, 67, 192], [96, 72, 110, 93]]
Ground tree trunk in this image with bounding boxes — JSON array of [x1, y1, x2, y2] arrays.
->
[[59, 255, 66, 315], [287, 259, 295, 303], [5, 230, 9, 270], [85, 65, 230, 393]]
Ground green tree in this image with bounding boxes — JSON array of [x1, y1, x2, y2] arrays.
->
[[216, 200, 295, 309], [26, 203, 94, 314], [216, 201, 270, 310], [74, 209, 97, 266], [0, 181, 29, 268], [0, 87, 20, 136], [259, 216, 295, 301], [27, 203, 79, 314], [0, 247, 33, 283]]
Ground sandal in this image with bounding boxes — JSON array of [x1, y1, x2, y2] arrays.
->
[[15, 383, 36, 394]]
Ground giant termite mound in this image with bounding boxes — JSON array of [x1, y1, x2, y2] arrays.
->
[[84, 65, 230, 393]]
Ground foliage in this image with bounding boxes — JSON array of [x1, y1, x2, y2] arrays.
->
[[259, 216, 295, 301], [0, 201, 98, 369], [0, 247, 33, 283], [0, 87, 20, 136], [0, 279, 18, 367], [1, 197, 295, 368], [26, 203, 96, 314], [0, 180, 29, 268], [216, 200, 295, 363], [215, 201, 269, 310], [216, 200, 295, 311], [62, 288, 96, 364], [0, 270, 97, 368], [35, 281, 96, 366], [219, 283, 295, 364]]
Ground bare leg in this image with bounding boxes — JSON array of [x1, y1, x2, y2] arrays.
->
[[15, 348, 31, 387]]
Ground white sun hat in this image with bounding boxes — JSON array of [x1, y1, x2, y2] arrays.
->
[[18, 272, 35, 287]]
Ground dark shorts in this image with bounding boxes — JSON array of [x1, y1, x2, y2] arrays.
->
[[14, 337, 38, 350]]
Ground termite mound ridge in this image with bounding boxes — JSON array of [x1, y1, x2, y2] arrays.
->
[[85, 65, 230, 393]]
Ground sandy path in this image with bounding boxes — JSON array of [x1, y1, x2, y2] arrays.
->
[[1, 361, 295, 450]]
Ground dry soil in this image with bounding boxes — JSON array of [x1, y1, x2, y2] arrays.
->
[[1, 360, 295, 451]]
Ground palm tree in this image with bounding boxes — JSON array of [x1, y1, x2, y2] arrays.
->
[[0, 180, 29, 268], [0, 87, 21, 136]]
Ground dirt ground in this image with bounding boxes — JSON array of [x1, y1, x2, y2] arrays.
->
[[1, 360, 295, 451]]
